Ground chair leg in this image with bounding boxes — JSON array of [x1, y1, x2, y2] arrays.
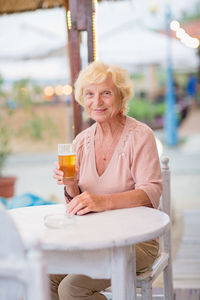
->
[[163, 264, 174, 300], [141, 281, 152, 300]]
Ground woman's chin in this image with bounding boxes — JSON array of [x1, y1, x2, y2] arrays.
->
[[90, 114, 108, 123]]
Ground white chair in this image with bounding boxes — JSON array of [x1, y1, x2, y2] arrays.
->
[[103, 157, 174, 300], [0, 204, 49, 300]]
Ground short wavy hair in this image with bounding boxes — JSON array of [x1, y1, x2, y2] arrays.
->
[[74, 61, 133, 114]]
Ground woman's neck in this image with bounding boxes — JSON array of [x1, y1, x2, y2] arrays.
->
[[96, 115, 126, 137]]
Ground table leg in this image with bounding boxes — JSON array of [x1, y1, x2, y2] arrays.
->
[[111, 245, 137, 300]]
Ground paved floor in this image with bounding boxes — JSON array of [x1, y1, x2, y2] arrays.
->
[[173, 209, 200, 289]]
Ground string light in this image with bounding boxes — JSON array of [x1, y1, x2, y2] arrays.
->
[[92, 0, 97, 61], [176, 28, 185, 39], [170, 19, 199, 49], [63, 85, 72, 95], [192, 38, 200, 48], [182, 36, 200, 48], [55, 85, 63, 96], [67, 10, 72, 30], [44, 86, 54, 97], [170, 20, 180, 31]]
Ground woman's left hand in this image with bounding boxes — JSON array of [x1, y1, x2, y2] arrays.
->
[[66, 191, 108, 215]]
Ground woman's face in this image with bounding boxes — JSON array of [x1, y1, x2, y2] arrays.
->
[[83, 75, 122, 123]]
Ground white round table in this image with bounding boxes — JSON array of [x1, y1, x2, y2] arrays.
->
[[9, 204, 170, 300]]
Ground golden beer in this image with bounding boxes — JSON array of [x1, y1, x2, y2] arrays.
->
[[58, 154, 76, 178]]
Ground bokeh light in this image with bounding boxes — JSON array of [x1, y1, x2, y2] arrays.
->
[[44, 86, 54, 97], [63, 84, 72, 95], [176, 28, 186, 39], [55, 85, 63, 96], [170, 20, 180, 31]]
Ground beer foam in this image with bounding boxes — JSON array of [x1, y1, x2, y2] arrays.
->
[[58, 152, 76, 156]]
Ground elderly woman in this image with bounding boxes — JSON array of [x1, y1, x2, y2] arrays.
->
[[51, 61, 162, 300]]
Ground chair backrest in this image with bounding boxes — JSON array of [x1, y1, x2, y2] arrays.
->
[[160, 157, 171, 217], [160, 156, 172, 254], [0, 204, 49, 300]]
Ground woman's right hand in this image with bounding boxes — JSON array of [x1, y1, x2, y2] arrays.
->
[[53, 162, 79, 187]]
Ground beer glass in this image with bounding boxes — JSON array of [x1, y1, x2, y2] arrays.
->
[[58, 144, 76, 179]]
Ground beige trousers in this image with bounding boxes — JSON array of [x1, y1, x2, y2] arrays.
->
[[50, 240, 159, 300]]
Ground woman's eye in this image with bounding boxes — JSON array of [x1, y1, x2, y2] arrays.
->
[[86, 92, 93, 97], [103, 91, 111, 96]]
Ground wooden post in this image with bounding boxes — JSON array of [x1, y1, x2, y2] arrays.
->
[[64, 0, 95, 138]]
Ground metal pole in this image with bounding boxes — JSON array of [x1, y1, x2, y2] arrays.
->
[[164, 5, 178, 146]]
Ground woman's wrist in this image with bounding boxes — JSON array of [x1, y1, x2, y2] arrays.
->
[[99, 194, 112, 211], [106, 194, 113, 210], [64, 186, 74, 201], [64, 184, 80, 199]]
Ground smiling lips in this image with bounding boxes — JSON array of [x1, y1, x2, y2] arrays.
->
[[93, 108, 107, 113]]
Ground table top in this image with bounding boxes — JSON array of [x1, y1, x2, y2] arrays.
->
[[9, 204, 169, 251]]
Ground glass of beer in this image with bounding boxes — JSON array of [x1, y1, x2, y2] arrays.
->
[[58, 144, 76, 179]]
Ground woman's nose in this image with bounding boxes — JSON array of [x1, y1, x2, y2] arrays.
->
[[94, 94, 102, 105]]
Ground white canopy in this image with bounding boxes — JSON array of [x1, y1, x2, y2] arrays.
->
[[0, 8, 66, 59], [0, 1, 198, 82], [0, 8, 69, 82], [0, 57, 69, 82], [97, 23, 198, 71]]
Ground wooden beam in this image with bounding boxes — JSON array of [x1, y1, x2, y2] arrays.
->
[[65, 0, 82, 137], [68, 29, 82, 137], [65, 0, 95, 137]]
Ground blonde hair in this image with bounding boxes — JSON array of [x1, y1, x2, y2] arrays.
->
[[74, 61, 133, 114]]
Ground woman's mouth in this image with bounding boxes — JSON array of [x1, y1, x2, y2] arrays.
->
[[93, 108, 106, 113]]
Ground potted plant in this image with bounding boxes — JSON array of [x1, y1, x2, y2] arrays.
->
[[0, 75, 16, 198], [0, 108, 17, 198]]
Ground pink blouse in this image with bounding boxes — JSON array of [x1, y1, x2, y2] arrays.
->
[[73, 116, 162, 209]]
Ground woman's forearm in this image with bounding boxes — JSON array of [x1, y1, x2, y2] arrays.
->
[[105, 189, 153, 210]]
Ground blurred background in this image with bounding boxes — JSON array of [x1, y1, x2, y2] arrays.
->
[[0, 0, 200, 294]]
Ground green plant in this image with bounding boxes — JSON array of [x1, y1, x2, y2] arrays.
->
[[0, 75, 5, 97], [127, 97, 166, 121], [18, 113, 57, 141], [0, 76, 58, 176]]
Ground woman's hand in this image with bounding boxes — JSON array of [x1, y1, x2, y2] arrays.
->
[[53, 162, 79, 186], [66, 191, 109, 216]]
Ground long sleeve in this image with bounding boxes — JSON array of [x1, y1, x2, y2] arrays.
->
[[130, 124, 162, 209]]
